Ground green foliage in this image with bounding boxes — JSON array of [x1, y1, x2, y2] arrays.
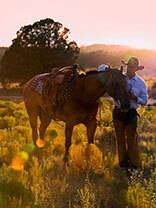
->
[[77, 179, 96, 208], [0, 18, 80, 82], [0, 99, 156, 207], [0, 116, 16, 129], [127, 171, 150, 208], [48, 129, 58, 139], [0, 165, 34, 207]]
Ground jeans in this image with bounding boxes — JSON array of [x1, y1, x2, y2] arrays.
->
[[113, 108, 141, 168]]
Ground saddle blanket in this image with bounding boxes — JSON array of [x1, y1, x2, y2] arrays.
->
[[30, 73, 50, 95]]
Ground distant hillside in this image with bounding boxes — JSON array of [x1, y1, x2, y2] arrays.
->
[[1, 45, 156, 77], [79, 44, 156, 76]]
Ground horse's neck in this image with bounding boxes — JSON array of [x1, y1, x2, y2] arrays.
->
[[74, 72, 109, 103]]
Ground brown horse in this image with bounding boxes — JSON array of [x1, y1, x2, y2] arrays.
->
[[23, 67, 130, 162]]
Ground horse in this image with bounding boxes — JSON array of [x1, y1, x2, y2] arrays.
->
[[23, 66, 130, 162]]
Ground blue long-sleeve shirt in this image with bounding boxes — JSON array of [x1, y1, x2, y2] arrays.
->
[[127, 75, 148, 109]]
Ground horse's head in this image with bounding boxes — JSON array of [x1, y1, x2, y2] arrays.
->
[[97, 67, 130, 109], [107, 68, 130, 109]]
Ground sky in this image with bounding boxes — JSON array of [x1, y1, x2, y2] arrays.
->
[[1, 0, 156, 49]]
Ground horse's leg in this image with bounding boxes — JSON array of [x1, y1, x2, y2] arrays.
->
[[85, 117, 97, 144], [83, 117, 97, 171], [63, 124, 74, 163], [28, 109, 39, 145], [85, 104, 98, 144], [39, 109, 51, 141], [24, 88, 41, 145]]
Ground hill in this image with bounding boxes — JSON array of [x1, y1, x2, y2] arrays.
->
[[79, 44, 156, 76], [1, 45, 156, 77]]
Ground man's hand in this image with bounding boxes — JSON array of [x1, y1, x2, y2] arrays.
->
[[128, 91, 137, 102]]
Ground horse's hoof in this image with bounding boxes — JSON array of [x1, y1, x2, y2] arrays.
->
[[36, 139, 45, 148]]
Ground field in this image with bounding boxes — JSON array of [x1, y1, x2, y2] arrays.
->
[[0, 98, 156, 208]]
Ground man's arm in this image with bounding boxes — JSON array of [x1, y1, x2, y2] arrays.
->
[[137, 82, 148, 105]]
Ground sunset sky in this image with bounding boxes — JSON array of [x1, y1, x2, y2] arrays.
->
[[1, 0, 156, 49]]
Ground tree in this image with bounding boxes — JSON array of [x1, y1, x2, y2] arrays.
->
[[0, 18, 80, 82]]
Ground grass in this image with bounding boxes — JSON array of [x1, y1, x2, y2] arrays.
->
[[0, 99, 156, 207]]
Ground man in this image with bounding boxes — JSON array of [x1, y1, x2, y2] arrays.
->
[[113, 57, 148, 169]]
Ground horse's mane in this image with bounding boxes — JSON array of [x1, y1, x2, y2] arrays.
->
[[86, 68, 120, 75], [85, 68, 119, 77], [86, 70, 99, 75], [85, 68, 121, 76]]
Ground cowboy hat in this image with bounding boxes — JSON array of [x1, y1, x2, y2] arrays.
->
[[121, 57, 144, 70]]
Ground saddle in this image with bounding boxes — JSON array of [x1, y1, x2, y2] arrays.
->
[[42, 64, 83, 95], [42, 64, 84, 118]]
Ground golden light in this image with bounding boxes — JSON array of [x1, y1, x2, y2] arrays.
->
[[11, 151, 29, 171], [11, 155, 24, 171], [70, 143, 103, 173], [20, 151, 29, 161], [36, 138, 45, 148]]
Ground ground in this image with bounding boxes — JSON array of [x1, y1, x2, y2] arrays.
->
[[0, 98, 156, 208]]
